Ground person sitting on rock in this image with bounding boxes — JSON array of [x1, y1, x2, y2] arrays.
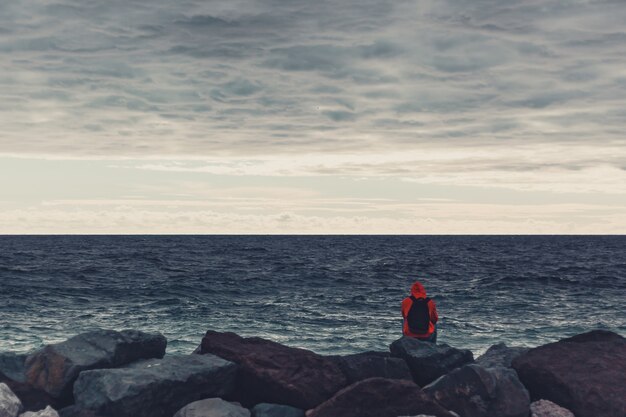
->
[[402, 281, 439, 342]]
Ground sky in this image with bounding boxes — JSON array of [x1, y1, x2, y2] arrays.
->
[[0, 0, 625, 234]]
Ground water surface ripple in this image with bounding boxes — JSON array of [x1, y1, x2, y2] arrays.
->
[[0, 235, 624, 355]]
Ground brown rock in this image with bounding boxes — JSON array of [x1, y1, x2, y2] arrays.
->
[[306, 378, 456, 417], [512, 330, 626, 417], [198, 331, 347, 409]]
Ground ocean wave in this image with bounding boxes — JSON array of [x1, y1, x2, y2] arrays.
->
[[0, 235, 624, 355]]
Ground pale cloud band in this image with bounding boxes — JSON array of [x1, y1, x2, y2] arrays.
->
[[0, 1, 624, 233], [1, 158, 624, 234]]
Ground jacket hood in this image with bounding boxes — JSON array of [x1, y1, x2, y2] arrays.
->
[[410, 281, 427, 298]]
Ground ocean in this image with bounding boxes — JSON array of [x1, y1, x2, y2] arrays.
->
[[0, 235, 624, 356]]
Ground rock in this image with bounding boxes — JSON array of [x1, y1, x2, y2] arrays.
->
[[565, 329, 624, 343], [422, 364, 529, 417], [0, 383, 22, 417], [328, 351, 412, 385], [512, 330, 626, 417], [24, 330, 166, 403], [57, 406, 103, 417], [173, 398, 250, 417], [389, 337, 473, 386], [0, 354, 27, 384], [18, 406, 59, 417], [0, 385, 52, 413], [73, 354, 237, 417], [198, 331, 347, 409], [251, 403, 304, 417], [475, 343, 529, 369], [530, 400, 574, 417], [1, 355, 55, 412], [0, 382, 54, 414], [306, 377, 456, 417]]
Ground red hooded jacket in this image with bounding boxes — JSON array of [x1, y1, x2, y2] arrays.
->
[[401, 281, 438, 338]]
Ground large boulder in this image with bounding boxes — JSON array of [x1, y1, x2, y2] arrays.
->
[[328, 351, 412, 385], [530, 400, 574, 417], [251, 403, 304, 417], [512, 330, 626, 417], [305, 377, 456, 417], [389, 337, 473, 386], [1, 354, 54, 412], [24, 330, 166, 403], [73, 354, 237, 417], [0, 383, 23, 417], [198, 331, 347, 409], [18, 406, 59, 417], [57, 406, 102, 417], [475, 343, 529, 369], [173, 398, 250, 417], [422, 364, 530, 417]]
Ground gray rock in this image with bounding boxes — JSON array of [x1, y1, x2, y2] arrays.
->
[[18, 406, 59, 417], [251, 403, 304, 417], [422, 364, 529, 417], [57, 406, 102, 417], [1, 354, 55, 413], [25, 330, 166, 401], [0, 382, 22, 417], [73, 354, 237, 417], [397, 415, 438, 417], [389, 337, 474, 386], [475, 343, 529, 369], [530, 400, 574, 417], [0, 380, 54, 413], [173, 398, 250, 417], [0, 354, 27, 384], [328, 352, 412, 385]]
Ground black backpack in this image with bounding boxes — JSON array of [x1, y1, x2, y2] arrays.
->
[[407, 296, 431, 334]]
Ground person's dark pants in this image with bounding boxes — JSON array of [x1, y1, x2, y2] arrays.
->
[[423, 328, 437, 343], [416, 325, 437, 343]]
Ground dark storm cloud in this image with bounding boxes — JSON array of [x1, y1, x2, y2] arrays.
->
[[0, 0, 624, 166]]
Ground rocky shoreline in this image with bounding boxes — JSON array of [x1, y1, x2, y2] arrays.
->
[[1, 329, 624, 417]]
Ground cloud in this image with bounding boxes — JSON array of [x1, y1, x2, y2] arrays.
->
[[124, 139, 626, 195], [1, 0, 623, 160], [322, 110, 357, 122], [2, 154, 624, 234], [2, 202, 624, 234], [0, 0, 624, 232]]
